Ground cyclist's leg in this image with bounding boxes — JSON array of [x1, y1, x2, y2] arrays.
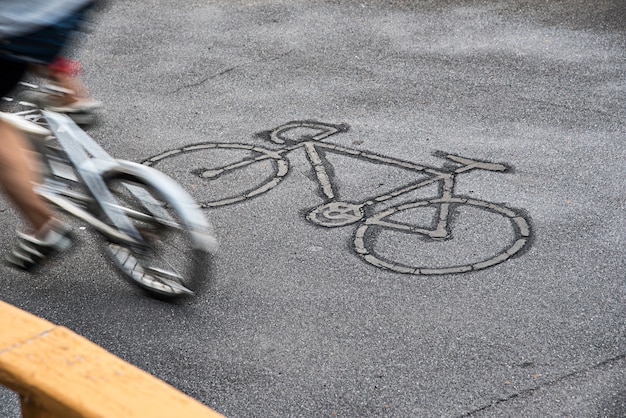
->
[[0, 59, 72, 270], [0, 59, 52, 232]]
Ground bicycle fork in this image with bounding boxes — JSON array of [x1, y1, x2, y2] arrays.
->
[[41, 111, 146, 248], [427, 155, 508, 239]]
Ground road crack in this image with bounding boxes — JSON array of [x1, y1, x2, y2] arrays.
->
[[169, 50, 294, 94], [458, 352, 626, 417]]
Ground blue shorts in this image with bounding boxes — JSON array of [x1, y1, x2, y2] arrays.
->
[[0, 2, 93, 65]]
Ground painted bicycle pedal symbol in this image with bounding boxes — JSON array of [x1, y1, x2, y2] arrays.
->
[[143, 121, 531, 275]]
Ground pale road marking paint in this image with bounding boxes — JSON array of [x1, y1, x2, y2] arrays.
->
[[143, 121, 532, 276]]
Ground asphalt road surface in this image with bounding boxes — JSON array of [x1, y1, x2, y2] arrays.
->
[[1, 0, 624, 416]]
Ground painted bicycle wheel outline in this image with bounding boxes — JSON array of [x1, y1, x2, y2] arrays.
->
[[354, 197, 530, 275], [143, 142, 289, 208]]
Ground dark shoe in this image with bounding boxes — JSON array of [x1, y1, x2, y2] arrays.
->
[[6, 221, 73, 271]]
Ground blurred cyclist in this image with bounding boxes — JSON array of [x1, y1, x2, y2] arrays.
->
[[0, 0, 99, 270]]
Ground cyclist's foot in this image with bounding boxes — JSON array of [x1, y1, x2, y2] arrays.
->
[[44, 98, 102, 113], [6, 219, 73, 271], [17, 90, 102, 125], [45, 98, 101, 125]]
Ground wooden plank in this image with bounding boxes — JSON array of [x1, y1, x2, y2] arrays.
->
[[0, 301, 224, 418], [0, 301, 54, 348]]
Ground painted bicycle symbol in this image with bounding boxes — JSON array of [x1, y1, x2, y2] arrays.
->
[[143, 121, 531, 275]]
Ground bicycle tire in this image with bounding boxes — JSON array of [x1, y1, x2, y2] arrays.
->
[[354, 197, 530, 275], [98, 160, 217, 298]]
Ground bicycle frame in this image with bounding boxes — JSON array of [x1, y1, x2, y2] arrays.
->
[[28, 111, 173, 249], [272, 129, 509, 237], [2, 91, 218, 296], [148, 121, 511, 235]]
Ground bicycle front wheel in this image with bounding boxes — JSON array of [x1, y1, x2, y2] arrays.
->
[[99, 160, 217, 298]]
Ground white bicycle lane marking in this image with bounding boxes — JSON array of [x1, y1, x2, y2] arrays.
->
[[143, 121, 532, 276]]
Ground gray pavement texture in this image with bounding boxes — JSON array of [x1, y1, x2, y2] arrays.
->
[[1, 0, 625, 417]]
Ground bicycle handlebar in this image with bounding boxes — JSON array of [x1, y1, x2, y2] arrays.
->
[[445, 154, 507, 173]]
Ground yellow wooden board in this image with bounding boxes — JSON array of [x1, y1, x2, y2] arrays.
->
[[0, 301, 224, 418]]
